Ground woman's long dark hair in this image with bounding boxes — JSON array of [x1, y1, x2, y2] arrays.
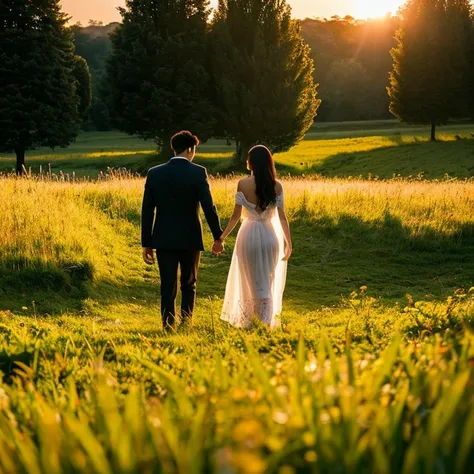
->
[[248, 145, 277, 211]]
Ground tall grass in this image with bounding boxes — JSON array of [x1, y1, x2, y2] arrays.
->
[[0, 322, 473, 473], [1, 174, 474, 472]]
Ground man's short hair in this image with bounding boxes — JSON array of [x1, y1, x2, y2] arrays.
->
[[170, 131, 200, 155]]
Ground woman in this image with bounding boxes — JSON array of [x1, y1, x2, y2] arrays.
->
[[218, 145, 292, 328]]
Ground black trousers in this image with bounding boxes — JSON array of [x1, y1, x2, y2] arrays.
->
[[156, 249, 201, 328]]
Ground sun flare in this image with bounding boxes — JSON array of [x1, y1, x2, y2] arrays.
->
[[355, 0, 405, 19]]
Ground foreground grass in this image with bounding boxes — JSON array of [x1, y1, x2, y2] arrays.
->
[[1, 175, 474, 472], [1, 120, 473, 179]]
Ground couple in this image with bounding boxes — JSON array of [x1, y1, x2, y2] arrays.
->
[[141, 130, 292, 330]]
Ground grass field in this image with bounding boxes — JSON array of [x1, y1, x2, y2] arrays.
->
[[1, 120, 474, 179], [1, 169, 474, 472]]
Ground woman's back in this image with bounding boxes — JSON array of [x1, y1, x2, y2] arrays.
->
[[238, 176, 283, 214]]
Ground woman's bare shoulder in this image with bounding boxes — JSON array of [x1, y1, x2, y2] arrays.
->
[[275, 180, 283, 195], [237, 177, 253, 191]]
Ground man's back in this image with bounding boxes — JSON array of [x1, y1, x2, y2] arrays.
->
[[141, 158, 222, 250]]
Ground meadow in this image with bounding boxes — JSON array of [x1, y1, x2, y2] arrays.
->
[[1, 120, 474, 179], [1, 124, 474, 473]]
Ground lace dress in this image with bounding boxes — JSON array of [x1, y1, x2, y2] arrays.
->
[[220, 191, 288, 328]]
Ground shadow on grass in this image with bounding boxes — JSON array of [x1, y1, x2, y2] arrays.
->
[[305, 139, 474, 179], [71, 212, 474, 315], [285, 211, 474, 310], [3, 210, 473, 316]]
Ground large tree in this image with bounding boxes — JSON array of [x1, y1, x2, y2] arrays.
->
[[211, 0, 320, 164], [105, 0, 215, 160], [388, 0, 473, 141], [0, 0, 82, 174]]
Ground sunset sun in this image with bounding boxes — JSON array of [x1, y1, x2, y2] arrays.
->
[[355, 0, 405, 18]]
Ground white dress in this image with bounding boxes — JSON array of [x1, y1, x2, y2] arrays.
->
[[220, 191, 288, 329]]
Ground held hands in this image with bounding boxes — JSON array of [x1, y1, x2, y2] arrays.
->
[[142, 247, 155, 265], [212, 239, 224, 255]]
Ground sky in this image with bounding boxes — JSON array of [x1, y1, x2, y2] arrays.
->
[[61, 1, 407, 25]]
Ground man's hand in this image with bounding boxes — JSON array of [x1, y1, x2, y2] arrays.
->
[[212, 240, 224, 255], [142, 247, 155, 265]]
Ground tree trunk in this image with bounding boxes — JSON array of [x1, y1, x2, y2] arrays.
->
[[157, 139, 173, 163], [15, 145, 26, 175], [430, 121, 436, 142], [234, 140, 253, 169]]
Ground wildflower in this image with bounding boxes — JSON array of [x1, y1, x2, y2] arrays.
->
[[233, 420, 264, 447], [279, 467, 296, 474], [360, 286, 368, 292], [329, 406, 341, 423], [276, 385, 289, 397], [150, 417, 161, 428], [320, 411, 331, 424], [267, 436, 285, 452], [303, 432, 315, 446], [273, 410, 289, 425], [21, 306, 28, 311], [304, 451, 318, 463]]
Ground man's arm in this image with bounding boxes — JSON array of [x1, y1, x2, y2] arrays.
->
[[141, 172, 155, 250], [197, 168, 223, 242]]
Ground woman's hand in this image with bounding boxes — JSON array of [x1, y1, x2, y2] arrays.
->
[[283, 241, 293, 261]]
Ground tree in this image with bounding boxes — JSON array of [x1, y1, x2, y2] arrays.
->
[[0, 0, 81, 174], [73, 56, 92, 119], [211, 1, 319, 163], [211, 0, 320, 164], [388, 0, 473, 141], [105, 0, 215, 160]]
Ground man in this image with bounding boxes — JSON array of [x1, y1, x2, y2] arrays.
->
[[141, 130, 224, 330]]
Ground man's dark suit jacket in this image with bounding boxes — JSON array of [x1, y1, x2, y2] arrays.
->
[[141, 158, 223, 251]]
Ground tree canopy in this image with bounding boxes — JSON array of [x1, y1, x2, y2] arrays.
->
[[388, 0, 473, 141], [105, 0, 215, 160], [211, 0, 320, 163], [0, 0, 83, 173]]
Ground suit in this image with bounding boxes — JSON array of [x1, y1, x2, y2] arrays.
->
[[141, 157, 223, 327]]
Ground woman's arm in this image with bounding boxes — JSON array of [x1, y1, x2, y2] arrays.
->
[[278, 207, 293, 261], [276, 182, 292, 261], [220, 204, 243, 241]]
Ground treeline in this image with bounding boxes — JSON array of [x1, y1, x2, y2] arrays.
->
[[72, 22, 118, 131], [301, 16, 400, 122], [73, 16, 401, 129]]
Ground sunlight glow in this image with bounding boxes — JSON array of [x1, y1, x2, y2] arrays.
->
[[354, 0, 405, 19]]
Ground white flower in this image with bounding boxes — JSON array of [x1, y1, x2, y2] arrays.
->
[[320, 412, 331, 424], [273, 410, 289, 425]]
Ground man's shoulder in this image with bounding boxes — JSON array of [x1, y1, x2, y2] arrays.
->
[[188, 162, 208, 175], [147, 163, 168, 176]]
